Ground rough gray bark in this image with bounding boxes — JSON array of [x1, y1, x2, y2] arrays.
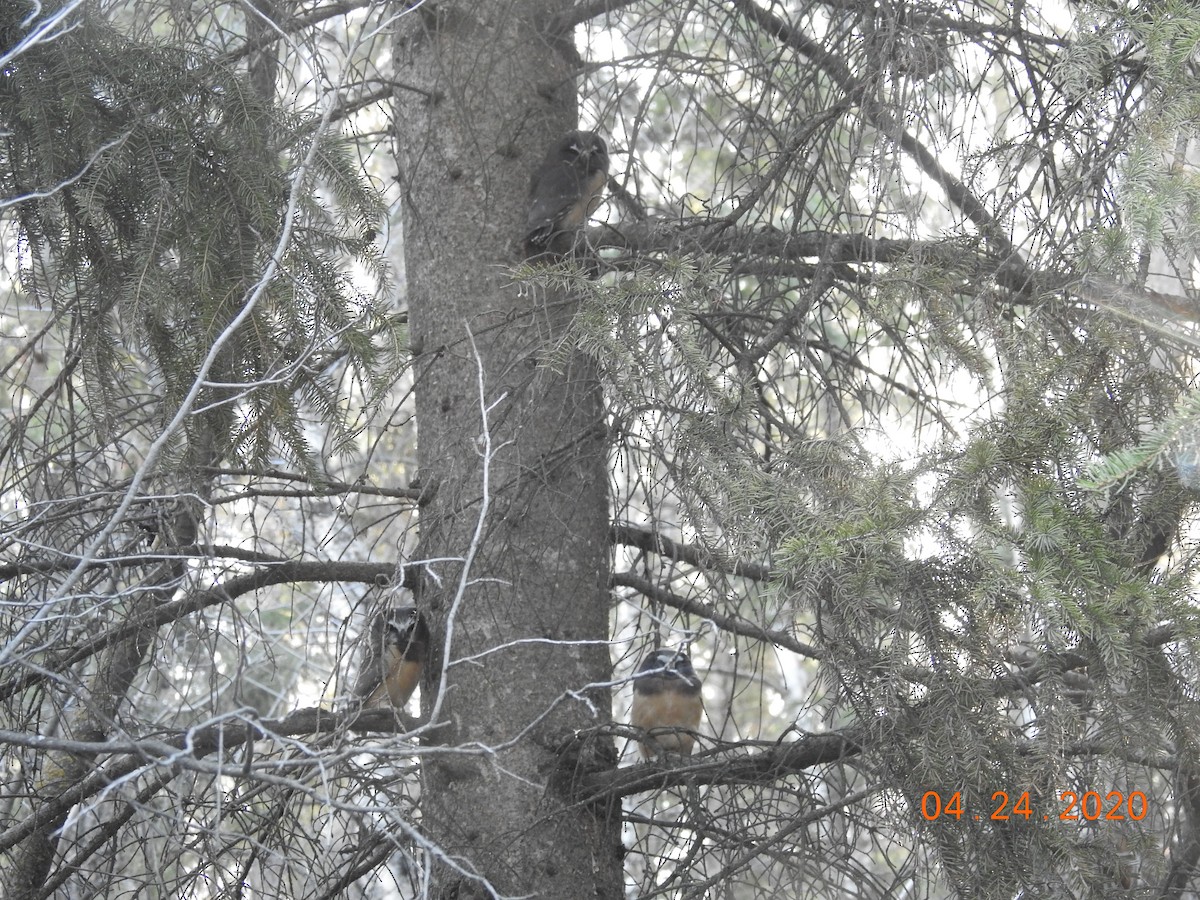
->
[[393, 3, 621, 898]]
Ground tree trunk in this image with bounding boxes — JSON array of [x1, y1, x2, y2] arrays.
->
[[393, 3, 621, 898]]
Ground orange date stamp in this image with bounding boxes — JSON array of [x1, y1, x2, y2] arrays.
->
[[920, 790, 1148, 823]]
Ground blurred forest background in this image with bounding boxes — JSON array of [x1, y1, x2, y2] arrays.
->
[[4, 0, 1200, 897]]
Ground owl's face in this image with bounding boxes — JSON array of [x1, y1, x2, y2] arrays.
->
[[560, 131, 609, 175], [634, 648, 701, 692], [379, 605, 428, 660]]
